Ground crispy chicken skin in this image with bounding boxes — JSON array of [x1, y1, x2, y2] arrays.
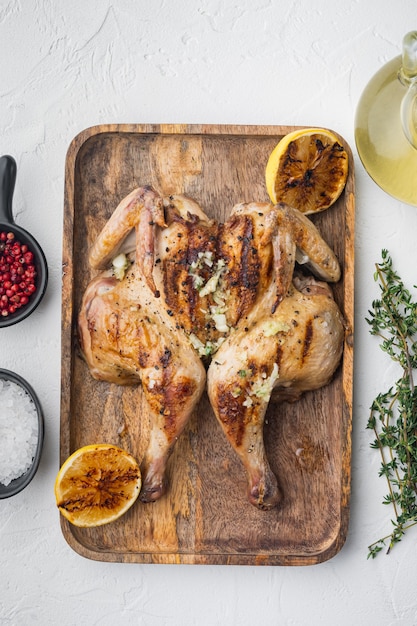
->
[[155, 195, 220, 345], [79, 188, 344, 508]]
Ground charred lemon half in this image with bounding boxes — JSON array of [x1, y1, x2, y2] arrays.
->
[[265, 128, 348, 214], [54, 444, 141, 527]]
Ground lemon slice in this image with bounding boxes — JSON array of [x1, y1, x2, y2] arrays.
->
[[54, 444, 141, 527], [265, 128, 348, 214]]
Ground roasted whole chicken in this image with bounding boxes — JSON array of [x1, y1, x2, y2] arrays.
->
[[78, 186, 345, 509]]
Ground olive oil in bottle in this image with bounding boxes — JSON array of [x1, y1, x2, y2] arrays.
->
[[355, 32, 417, 206]]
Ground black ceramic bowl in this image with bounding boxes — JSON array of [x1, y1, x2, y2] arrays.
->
[[0, 368, 44, 498], [0, 155, 48, 327]]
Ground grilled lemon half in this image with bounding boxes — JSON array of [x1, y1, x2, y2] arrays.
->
[[265, 128, 348, 214], [55, 444, 141, 527]]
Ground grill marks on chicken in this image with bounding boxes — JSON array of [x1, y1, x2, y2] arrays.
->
[[159, 197, 219, 342], [218, 205, 272, 327], [79, 186, 345, 509]]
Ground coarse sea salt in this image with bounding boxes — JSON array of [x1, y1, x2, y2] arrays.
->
[[0, 378, 38, 486]]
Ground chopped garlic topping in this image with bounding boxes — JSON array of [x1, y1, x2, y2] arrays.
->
[[189, 333, 226, 357], [202, 251, 214, 267], [262, 320, 290, 337], [199, 273, 221, 297], [189, 333, 205, 353], [192, 274, 204, 289], [212, 312, 229, 333], [253, 363, 279, 400], [189, 250, 214, 274], [213, 288, 228, 306], [112, 253, 130, 280], [198, 259, 226, 297], [239, 364, 280, 409]]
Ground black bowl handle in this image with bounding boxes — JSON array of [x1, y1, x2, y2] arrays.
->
[[0, 155, 17, 225]]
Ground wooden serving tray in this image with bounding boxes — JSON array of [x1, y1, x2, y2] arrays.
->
[[61, 124, 354, 565]]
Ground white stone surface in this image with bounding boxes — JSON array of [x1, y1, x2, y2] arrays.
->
[[1, 2, 417, 624]]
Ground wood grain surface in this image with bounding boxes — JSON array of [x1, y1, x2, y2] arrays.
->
[[61, 124, 354, 565]]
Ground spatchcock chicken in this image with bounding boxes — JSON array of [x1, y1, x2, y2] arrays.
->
[[78, 186, 345, 509]]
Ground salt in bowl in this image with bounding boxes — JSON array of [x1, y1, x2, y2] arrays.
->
[[0, 368, 44, 498]]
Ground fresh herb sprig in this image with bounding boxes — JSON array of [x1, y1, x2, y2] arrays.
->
[[366, 249, 417, 558]]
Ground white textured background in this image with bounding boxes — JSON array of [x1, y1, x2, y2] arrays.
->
[[1, 2, 417, 625]]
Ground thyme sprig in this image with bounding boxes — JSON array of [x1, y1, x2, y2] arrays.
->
[[366, 249, 417, 558]]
